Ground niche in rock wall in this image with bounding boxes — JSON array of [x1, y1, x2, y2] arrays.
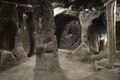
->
[[116, 5, 120, 51], [54, 13, 81, 50], [59, 20, 81, 50], [1, 21, 18, 50], [116, 21, 120, 51]]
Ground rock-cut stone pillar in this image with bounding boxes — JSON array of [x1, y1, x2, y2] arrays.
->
[[33, 0, 68, 80]]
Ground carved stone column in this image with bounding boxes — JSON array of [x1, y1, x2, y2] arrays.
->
[[69, 10, 101, 61], [33, 0, 68, 80]]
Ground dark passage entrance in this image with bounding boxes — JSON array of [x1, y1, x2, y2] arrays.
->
[[1, 21, 18, 50]]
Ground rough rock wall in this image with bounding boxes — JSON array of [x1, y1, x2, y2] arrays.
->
[[0, 1, 29, 71], [0, 2, 18, 50]]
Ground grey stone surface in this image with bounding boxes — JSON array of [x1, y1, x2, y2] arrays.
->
[[0, 50, 18, 70]]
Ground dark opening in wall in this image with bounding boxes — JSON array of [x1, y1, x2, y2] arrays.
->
[[87, 12, 107, 52], [118, 0, 120, 4], [54, 13, 81, 50], [116, 21, 120, 50], [1, 21, 18, 50]]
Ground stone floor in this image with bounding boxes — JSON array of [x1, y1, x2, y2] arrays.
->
[[0, 49, 119, 80]]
